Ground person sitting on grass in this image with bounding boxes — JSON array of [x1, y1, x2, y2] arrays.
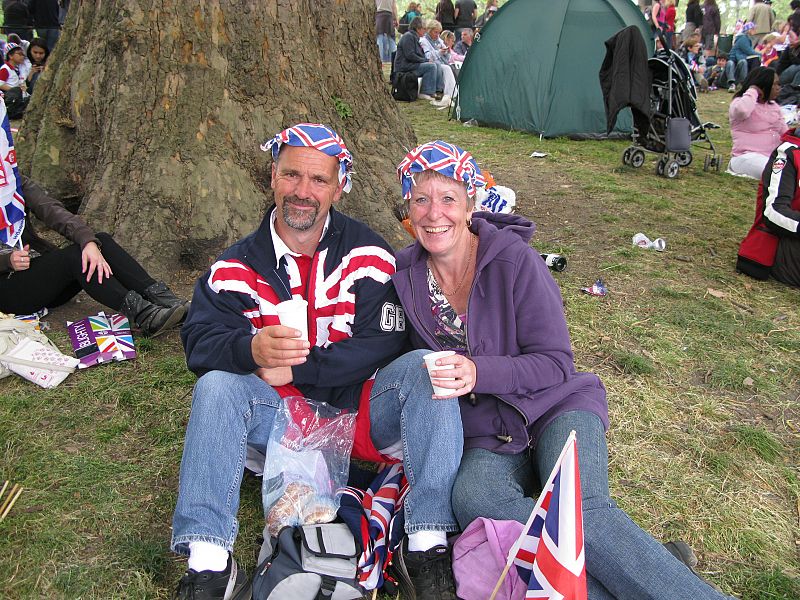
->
[[394, 16, 444, 101], [21, 37, 48, 96], [1, 176, 188, 336], [737, 126, 800, 288], [705, 53, 728, 90], [391, 140, 738, 600], [727, 67, 786, 179], [726, 21, 759, 92], [0, 43, 30, 119], [170, 123, 463, 600], [756, 34, 779, 67]]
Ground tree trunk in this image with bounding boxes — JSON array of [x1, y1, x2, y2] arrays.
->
[[17, 0, 416, 276]]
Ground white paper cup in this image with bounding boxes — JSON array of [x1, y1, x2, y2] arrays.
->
[[423, 350, 456, 396], [276, 298, 309, 341]]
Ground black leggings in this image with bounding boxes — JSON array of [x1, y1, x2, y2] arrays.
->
[[0, 232, 156, 314]]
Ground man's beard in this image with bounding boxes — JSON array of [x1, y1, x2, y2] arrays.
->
[[282, 196, 320, 231]]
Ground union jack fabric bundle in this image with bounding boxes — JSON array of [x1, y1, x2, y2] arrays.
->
[[396, 140, 486, 200], [67, 312, 136, 368], [510, 431, 587, 600], [260, 123, 354, 193], [338, 463, 409, 591], [0, 98, 25, 247]]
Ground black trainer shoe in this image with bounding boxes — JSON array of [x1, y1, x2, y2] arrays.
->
[[173, 555, 251, 600], [389, 537, 457, 600]]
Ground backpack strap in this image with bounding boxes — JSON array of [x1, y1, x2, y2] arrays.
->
[[315, 575, 337, 599]]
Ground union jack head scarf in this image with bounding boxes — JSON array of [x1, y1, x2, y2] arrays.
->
[[261, 123, 354, 193], [396, 140, 486, 200]]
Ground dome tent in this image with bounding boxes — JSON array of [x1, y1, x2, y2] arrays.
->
[[455, 0, 653, 139]]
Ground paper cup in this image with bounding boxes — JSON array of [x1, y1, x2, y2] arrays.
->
[[423, 350, 456, 396], [276, 298, 309, 341]]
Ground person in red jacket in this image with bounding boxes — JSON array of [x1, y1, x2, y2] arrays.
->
[[737, 128, 800, 286]]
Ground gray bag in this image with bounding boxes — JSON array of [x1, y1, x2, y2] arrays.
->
[[252, 523, 365, 600], [665, 117, 692, 153]]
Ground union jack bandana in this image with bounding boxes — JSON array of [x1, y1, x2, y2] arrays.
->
[[397, 140, 486, 200], [261, 123, 354, 193]]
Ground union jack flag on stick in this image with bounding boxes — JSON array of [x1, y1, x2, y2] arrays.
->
[[490, 430, 587, 600], [0, 98, 24, 248]]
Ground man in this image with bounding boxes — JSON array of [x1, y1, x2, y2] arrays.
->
[[453, 27, 473, 56], [747, 0, 775, 46], [375, 0, 397, 65], [28, 0, 61, 51], [0, 43, 30, 119], [454, 0, 477, 37], [171, 123, 462, 600], [394, 16, 444, 101], [737, 127, 800, 287]]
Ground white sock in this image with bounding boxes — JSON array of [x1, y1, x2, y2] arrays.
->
[[408, 530, 448, 552], [188, 541, 229, 572]]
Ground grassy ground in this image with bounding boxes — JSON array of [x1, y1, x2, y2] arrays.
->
[[1, 91, 799, 599]]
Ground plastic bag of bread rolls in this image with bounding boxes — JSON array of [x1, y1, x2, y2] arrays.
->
[[262, 396, 356, 537]]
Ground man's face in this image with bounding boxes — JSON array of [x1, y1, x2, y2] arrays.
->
[[271, 145, 344, 234], [461, 30, 472, 44]]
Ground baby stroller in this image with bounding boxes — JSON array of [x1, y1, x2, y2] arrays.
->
[[622, 45, 722, 177]]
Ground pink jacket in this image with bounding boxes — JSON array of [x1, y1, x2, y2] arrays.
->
[[729, 87, 788, 157]]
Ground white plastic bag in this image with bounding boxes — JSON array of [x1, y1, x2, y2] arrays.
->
[[263, 396, 356, 537]]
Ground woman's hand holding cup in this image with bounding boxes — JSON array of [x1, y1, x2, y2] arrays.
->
[[423, 350, 477, 398]]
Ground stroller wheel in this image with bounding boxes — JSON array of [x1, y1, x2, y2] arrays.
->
[[656, 157, 667, 176], [665, 160, 680, 179], [630, 149, 645, 168], [622, 148, 633, 165], [714, 155, 722, 172], [703, 154, 711, 171], [676, 151, 693, 167]]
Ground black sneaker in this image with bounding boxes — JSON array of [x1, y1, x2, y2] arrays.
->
[[173, 555, 251, 600], [389, 537, 457, 600]]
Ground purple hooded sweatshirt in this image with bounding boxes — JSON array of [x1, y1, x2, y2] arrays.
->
[[392, 212, 608, 455]]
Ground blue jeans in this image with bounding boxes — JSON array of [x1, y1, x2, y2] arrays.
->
[[377, 33, 396, 63], [414, 62, 443, 95], [171, 349, 462, 554], [779, 64, 800, 87], [724, 59, 748, 86], [452, 411, 734, 600]]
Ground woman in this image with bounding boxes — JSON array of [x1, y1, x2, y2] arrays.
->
[[1, 176, 188, 336], [391, 141, 736, 599], [702, 0, 722, 57], [435, 0, 456, 33], [728, 67, 786, 179], [663, 0, 677, 49], [441, 29, 464, 64], [21, 37, 47, 95], [418, 19, 456, 107], [651, 0, 665, 35], [684, 0, 703, 42]]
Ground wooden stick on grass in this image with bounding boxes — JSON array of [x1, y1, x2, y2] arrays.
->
[[0, 484, 22, 521], [0, 480, 8, 503]]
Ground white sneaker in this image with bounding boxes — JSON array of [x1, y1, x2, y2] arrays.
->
[[418, 93, 434, 100], [431, 95, 451, 107]]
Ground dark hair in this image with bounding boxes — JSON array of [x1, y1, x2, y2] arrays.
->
[[734, 67, 777, 102], [717, 51, 728, 59], [26, 37, 49, 65], [792, 0, 800, 9]]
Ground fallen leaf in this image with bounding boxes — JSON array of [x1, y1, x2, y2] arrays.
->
[[743, 377, 754, 387], [707, 288, 726, 299]]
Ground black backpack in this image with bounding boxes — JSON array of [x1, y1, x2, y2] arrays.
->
[[252, 524, 365, 599], [398, 11, 412, 34], [392, 72, 418, 102]]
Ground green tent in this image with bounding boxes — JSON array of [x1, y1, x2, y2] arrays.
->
[[455, 0, 653, 138]]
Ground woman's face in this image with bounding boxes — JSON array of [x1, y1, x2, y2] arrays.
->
[[430, 28, 441, 41], [690, 44, 700, 54], [30, 46, 46, 63], [408, 174, 473, 259], [770, 73, 780, 101]]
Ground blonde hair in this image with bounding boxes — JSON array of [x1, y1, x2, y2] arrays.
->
[[426, 19, 442, 31], [442, 30, 455, 43]]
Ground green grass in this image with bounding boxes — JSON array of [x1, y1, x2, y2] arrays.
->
[[2, 92, 799, 599]]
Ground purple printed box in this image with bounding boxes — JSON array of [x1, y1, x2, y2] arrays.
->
[[67, 312, 136, 369]]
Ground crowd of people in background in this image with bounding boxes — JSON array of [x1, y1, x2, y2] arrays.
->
[[0, 0, 66, 118]]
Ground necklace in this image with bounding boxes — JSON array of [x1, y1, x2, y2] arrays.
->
[[428, 234, 476, 296]]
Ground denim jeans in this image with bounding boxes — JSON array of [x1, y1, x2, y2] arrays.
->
[[779, 64, 800, 87], [414, 61, 443, 95], [369, 349, 462, 533], [171, 350, 462, 554], [377, 33, 397, 63], [724, 59, 748, 86], [452, 411, 734, 600]]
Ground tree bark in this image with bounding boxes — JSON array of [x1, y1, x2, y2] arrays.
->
[[17, 0, 416, 276]]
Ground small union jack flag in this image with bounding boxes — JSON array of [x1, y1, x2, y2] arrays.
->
[[396, 140, 486, 200], [260, 123, 354, 192], [508, 431, 587, 600], [0, 98, 25, 247], [338, 464, 409, 591]]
